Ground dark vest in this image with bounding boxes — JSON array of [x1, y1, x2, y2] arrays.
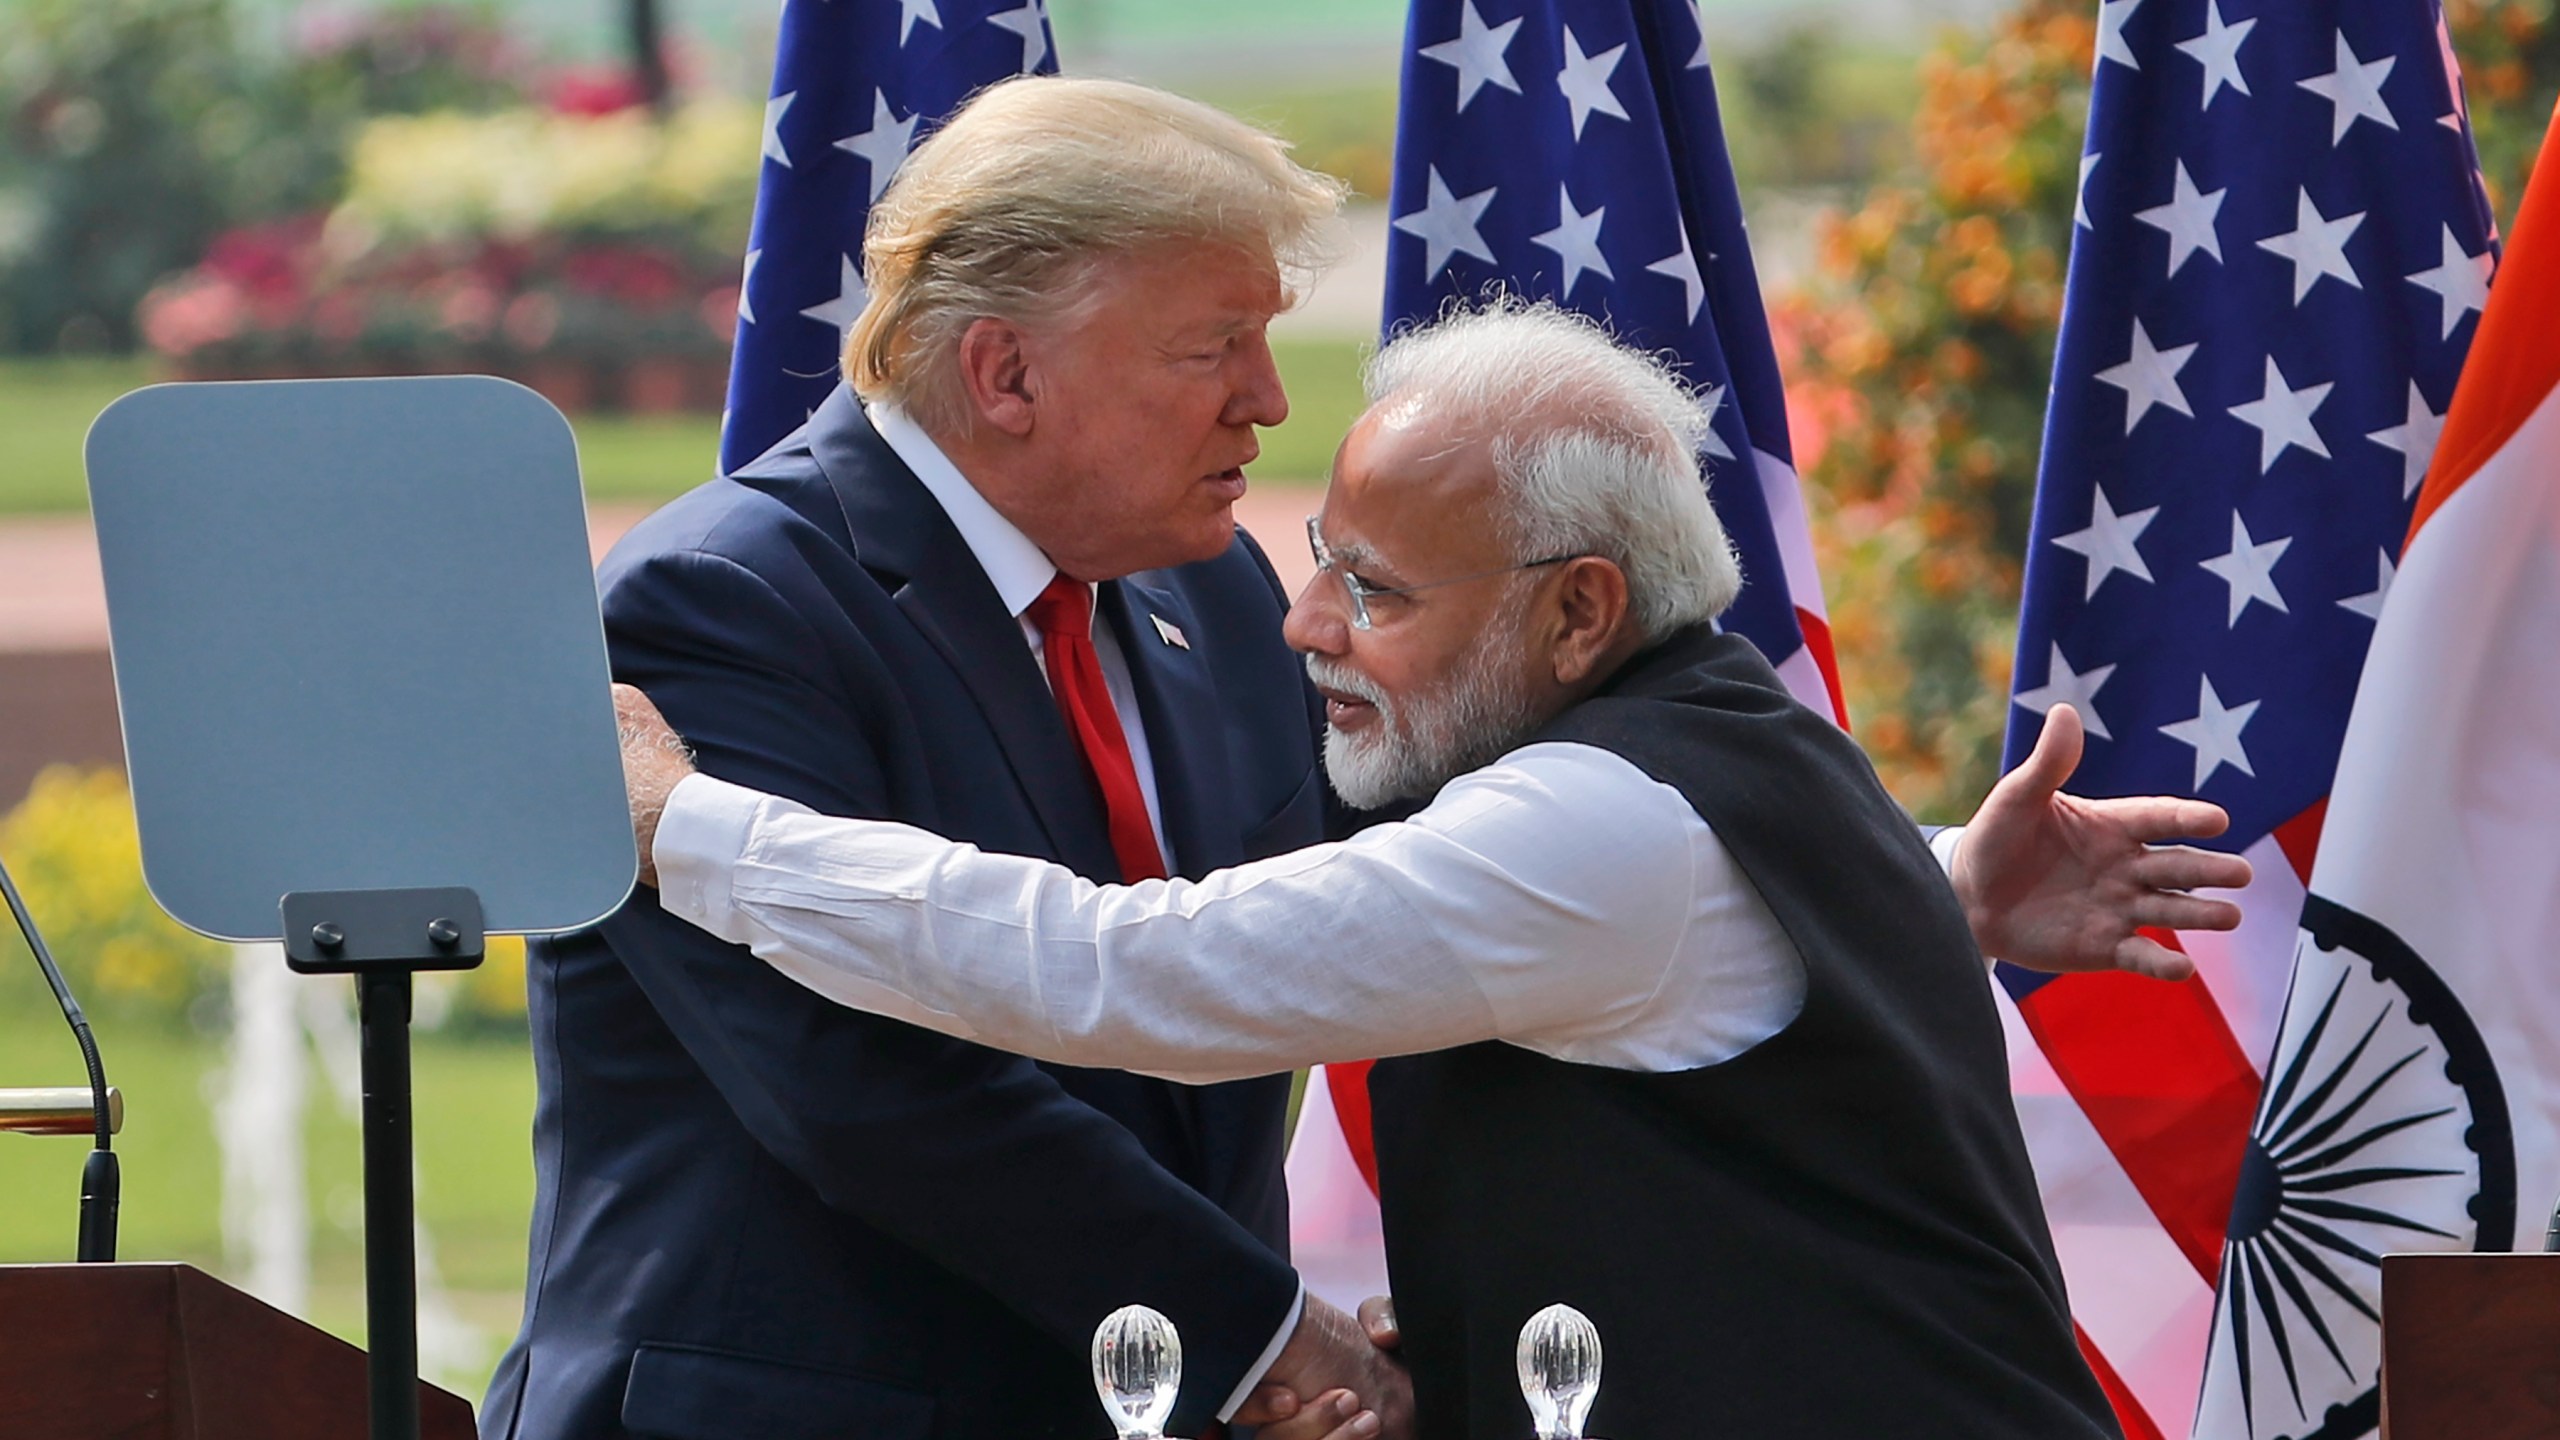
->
[[1368, 627, 2119, 1440]]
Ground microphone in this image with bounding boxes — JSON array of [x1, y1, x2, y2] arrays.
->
[[0, 847, 118, 1262]]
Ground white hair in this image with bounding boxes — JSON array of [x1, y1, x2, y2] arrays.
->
[[1362, 298, 1743, 641]]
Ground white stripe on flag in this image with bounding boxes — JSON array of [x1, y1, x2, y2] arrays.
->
[[2175, 832, 2305, 1075], [1284, 1064, 1392, 1313], [1770, 641, 1834, 717], [1751, 448, 1828, 620], [1997, 984, 2213, 1433]]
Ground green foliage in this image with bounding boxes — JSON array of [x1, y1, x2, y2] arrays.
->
[[1780, 1, 2088, 815], [2447, 0, 2560, 219], [1203, 81, 1400, 200], [0, 354, 152, 512], [1263, 336, 1370, 483], [0, 0, 252, 352], [1718, 23, 1921, 194], [0, 0, 530, 356]]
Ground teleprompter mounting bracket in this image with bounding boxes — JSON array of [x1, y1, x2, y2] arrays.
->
[[281, 886, 486, 975]]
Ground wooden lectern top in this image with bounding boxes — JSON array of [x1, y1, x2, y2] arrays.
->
[[0, 1261, 475, 1440], [2382, 1251, 2560, 1440]]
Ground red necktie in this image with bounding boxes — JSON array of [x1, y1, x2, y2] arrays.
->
[[1026, 575, 1166, 883]]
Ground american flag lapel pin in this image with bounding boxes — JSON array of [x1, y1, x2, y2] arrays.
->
[[1151, 614, 1190, 650]]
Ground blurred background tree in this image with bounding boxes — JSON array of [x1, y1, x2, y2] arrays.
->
[[2448, 0, 2560, 217], [0, 0, 526, 354], [1777, 0, 2089, 818]]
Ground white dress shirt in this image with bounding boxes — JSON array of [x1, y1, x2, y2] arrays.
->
[[870, 402, 1169, 867], [656, 742, 1809, 1084]]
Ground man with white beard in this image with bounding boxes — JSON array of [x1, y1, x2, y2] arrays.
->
[[612, 301, 2244, 1440]]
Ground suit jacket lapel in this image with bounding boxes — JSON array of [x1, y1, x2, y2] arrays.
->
[[809, 391, 1122, 881], [1103, 575, 1241, 877]]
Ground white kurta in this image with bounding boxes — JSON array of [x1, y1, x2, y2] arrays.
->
[[655, 740, 1808, 1086]]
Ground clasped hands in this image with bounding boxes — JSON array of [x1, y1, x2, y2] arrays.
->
[[1234, 1293, 1411, 1440]]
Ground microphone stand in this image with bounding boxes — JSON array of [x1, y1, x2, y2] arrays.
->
[[0, 848, 119, 1262]]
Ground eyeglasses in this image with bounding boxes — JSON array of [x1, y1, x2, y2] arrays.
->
[[1304, 515, 1581, 631]]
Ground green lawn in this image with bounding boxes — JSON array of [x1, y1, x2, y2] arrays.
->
[[0, 1008, 536, 1396], [0, 344, 1360, 517]]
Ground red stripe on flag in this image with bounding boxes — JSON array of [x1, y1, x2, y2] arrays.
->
[[1794, 606, 1851, 728], [1325, 1059, 1382, 1197], [2271, 799, 2327, 884], [2075, 1321, 2167, 1440], [2016, 951, 2260, 1281]]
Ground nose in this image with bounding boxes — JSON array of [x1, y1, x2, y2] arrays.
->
[[1283, 569, 1348, 656], [1224, 329, 1289, 430]]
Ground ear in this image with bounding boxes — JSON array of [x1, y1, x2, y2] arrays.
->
[[954, 317, 1037, 437], [1547, 556, 1632, 686]]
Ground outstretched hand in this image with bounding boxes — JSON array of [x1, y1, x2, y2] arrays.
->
[[1951, 705, 2253, 981]]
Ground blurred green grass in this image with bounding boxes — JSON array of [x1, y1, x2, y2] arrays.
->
[[0, 343, 1359, 517], [0, 1007, 535, 1393]]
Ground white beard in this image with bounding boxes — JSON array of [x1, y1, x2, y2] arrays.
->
[[1309, 609, 1548, 810]]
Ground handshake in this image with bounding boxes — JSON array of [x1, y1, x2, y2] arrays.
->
[[1233, 1293, 1411, 1440], [1103, 1296, 1606, 1440]]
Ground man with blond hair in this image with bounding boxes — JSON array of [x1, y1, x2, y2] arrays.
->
[[481, 78, 1398, 1440], [608, 301, 2223, 1439]]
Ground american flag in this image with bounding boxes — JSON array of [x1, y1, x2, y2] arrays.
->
[[2000, 1, 2495, 1435], [717, 0, 1059, 476], [1378, 0, 1845, 719]]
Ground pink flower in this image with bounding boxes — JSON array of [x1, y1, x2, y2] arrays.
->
[[138, 278, 248, 358], [503, 292, 561, 351]]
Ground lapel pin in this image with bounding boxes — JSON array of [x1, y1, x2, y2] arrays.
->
[[1151, 614, 1190, 650]]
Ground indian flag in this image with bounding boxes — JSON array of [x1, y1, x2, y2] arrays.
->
[[2192, 105, 2560, 1437]]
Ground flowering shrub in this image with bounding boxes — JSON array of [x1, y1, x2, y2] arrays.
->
[[138, 102, 755, 407], [332, 103, 754, 254], [1778, 0, 2089, 816], [1, 767, 227, 1020], [0, 0, 541, 354], [2447, 0, 2560, 217]]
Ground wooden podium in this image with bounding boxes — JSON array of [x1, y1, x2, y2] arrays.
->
[[2381, 1252, 2560, 1438], [0, 1263, 475, 1440]]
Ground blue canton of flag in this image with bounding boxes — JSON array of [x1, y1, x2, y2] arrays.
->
[[1997, 1, 2496, 1436], [1383, 0, 1844, 718], [718, 0, 1058, 475]]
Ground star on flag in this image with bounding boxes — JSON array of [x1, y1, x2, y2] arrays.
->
[[1418, 0, 1524, 111]]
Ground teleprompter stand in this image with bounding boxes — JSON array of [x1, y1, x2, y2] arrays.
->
[[85, 376, 637, 1440], [282, 887, 486, 1440]]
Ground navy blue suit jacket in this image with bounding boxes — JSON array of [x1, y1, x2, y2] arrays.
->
[[483, 390, 1327, 1440]]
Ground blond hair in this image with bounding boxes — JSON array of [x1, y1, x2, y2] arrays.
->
[[844, 76, 1346, 434]]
